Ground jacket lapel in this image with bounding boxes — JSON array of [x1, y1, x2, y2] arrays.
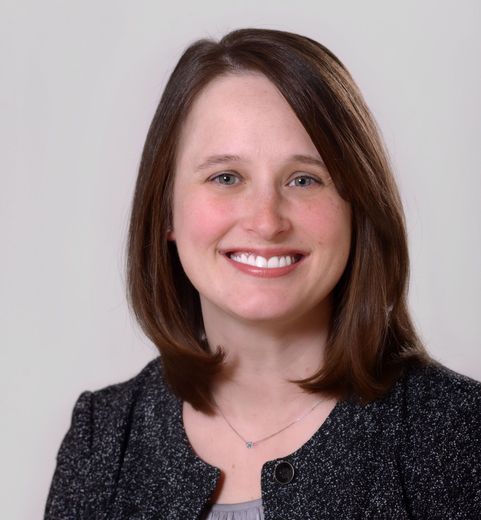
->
[[106, 361, 220, 519]]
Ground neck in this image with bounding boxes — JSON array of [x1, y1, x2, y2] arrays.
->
[[202, 301, 331, 419]]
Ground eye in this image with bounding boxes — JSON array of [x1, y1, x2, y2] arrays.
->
[[209, 172, 240, 186], [287, 174, 323, 188]]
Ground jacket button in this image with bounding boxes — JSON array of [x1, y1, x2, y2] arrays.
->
[[273, 460, 295, 484]]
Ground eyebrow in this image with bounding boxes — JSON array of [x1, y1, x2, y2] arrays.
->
[[195, 153, 326, 171], [195, 154, 242, 171]]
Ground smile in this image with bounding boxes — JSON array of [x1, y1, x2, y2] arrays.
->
[[227, 252, 302, 269]]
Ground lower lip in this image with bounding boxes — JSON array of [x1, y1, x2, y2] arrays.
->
[[223, 254, 305, 278]]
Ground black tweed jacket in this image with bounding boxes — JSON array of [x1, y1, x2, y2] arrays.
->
[[44, 357, 481, 519]]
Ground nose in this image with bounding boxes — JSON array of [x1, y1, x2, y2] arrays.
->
[[242, 187, 291, 240]]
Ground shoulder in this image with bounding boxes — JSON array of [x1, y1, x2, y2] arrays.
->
[[58, 356, 173, 449], [402, 360, 481, 399], [73, 356, 175, 435], [387, 360, 481, 452], [360, 361, 481, 433], [398, 361, 481, 427], [392, 361, 481, 516], [85, 356, 169, 409], [340, 361, 481, 457], [45, 357, 177, 518]]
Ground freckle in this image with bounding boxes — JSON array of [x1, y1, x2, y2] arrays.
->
[[231, 463, 235, 469]]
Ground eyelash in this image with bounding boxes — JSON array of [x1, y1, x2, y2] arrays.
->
[[210, 172, 240, 186], [209, 172, 324, 187]]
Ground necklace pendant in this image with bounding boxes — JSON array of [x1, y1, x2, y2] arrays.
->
[[246, 441, 254, 448]]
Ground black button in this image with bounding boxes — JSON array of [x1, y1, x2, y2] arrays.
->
[[274, 460, 295, 484]]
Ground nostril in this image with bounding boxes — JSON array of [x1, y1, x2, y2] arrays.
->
[[243, 204, 291, 238]]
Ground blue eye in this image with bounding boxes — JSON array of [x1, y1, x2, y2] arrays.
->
[[287, 175, 322, 187], [211, 172, 239, 185]]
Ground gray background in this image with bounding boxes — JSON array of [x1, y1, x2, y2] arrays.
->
[[1, 1, 480, 517]]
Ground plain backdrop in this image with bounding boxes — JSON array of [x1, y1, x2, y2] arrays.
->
[[1, 0, 480, 517]]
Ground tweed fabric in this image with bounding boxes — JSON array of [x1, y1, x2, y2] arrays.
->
[[44, 357, 481, 519]]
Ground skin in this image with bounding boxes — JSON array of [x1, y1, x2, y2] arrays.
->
[[169, 72, 352, 503]]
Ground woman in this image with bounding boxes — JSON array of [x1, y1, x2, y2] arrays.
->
[[44, 28, 481, 519]]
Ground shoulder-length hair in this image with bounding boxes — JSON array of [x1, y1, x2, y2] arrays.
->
[[127, 28, 431, 413]]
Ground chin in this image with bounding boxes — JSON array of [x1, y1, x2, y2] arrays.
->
[[237, 311, 289, 324], [201, 291, 328, 327], [224, 301, 305, 325]]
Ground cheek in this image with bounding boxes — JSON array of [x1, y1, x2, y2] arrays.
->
[[173, 190, 234, 245], [295, 196, 351, 248]]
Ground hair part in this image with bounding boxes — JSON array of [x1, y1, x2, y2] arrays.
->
[[126, 28, 431, 414]]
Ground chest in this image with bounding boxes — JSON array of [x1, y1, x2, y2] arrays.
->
[[101, 398, 416, 519], [182, 398, 340, 504]]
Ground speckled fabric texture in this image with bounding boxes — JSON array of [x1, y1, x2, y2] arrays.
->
[[44, 357, 481, 519], [203, 498, 264, 520]]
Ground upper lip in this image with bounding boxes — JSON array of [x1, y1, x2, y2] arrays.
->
[[219, 248, 308, 258]]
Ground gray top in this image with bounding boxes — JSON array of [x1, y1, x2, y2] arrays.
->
[[203, 498, 264, 520], [44, 357, 481, 519]]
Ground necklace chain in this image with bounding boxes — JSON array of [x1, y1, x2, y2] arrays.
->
[[214, 397, 325, 449]]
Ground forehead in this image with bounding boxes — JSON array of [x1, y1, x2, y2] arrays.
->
[[192, 71, 283, 109], [175, 72, 320, 167]]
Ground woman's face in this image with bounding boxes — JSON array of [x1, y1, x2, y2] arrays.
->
[[170, 72, 351, 327]]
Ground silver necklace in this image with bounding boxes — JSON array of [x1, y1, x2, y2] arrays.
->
[[214, 397, 325, 449]]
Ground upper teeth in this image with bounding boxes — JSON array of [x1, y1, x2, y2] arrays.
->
[[229, 253, 298, 268]]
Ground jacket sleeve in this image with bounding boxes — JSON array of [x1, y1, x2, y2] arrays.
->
[[44, 391, 93, 520], [400, 369, 481, 518]]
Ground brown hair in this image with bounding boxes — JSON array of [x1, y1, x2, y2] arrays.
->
[[126, 28, 431, 413]]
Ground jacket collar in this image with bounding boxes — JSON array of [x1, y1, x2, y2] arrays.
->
[[107, 358, 220, 519]]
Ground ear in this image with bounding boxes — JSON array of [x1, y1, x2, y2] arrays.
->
[[166, 227, 175, 241]]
